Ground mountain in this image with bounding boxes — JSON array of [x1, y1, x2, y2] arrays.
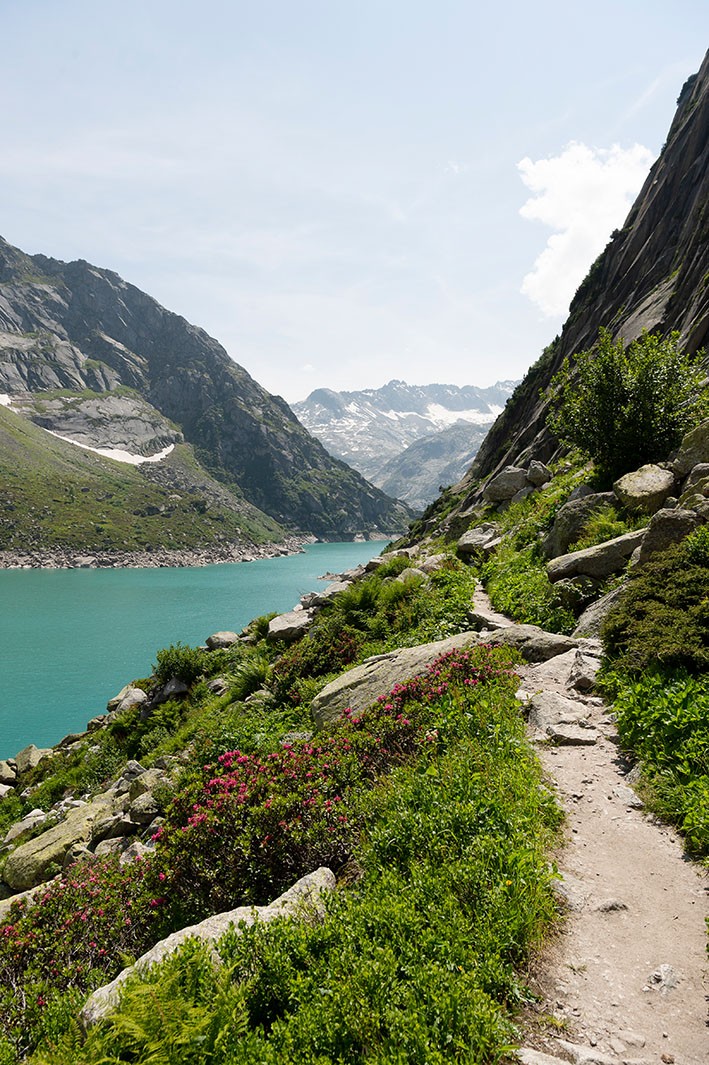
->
[[375, 422, 491, 512], [0, 238, 411, 544], [292, 380, 516, 504], [456, 52, 709, 500]]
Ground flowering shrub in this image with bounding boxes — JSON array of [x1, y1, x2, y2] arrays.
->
[[154, 646, 518, 921], [270, 621, 362, 705], [0, 855, 165, 1057]]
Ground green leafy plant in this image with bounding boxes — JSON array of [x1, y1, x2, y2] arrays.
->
[[611, 671, 709, 858], [546, 329, 707, 483]]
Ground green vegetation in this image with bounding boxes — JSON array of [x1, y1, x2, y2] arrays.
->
[[601, 526, 709, 676], [0, 406, 283, 551], [22, 646, 560, 1065], [611, 672, 709, 858], [482, 544, 575, 634], [599, 526, 709, 861], [567, 504, 644, 552], [0, 554, 563, 1063], [547, 329, 707, 483]]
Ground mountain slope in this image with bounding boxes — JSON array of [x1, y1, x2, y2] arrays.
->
[[0, 403, 284, 554], [0, 240, 411, 539], [376, 422, 491, 511], [292, 379, 515, 490]]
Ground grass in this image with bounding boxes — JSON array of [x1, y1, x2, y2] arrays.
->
[[0, 406, 283, 551]]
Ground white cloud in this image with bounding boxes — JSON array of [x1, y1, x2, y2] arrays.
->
[[518, 141, 654, 316]]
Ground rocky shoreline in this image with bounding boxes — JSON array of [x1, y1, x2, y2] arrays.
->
[[0, 535, 315, 570]]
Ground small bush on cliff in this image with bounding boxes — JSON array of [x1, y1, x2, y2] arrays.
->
[[601, 526, 709, 676], [546, 329, 707, 483]]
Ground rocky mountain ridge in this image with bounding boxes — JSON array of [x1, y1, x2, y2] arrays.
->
[[292, 379, 515, 508], [0, 239, 411, 542], [445, 48, 709, 517]]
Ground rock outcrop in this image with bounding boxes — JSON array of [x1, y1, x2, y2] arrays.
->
[[80, 867, 336, 1028]]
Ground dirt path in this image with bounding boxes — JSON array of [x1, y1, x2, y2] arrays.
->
[[473, 589, 708, 1065]]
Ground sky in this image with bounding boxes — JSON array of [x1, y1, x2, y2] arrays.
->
[[2, 2, 708, 403]]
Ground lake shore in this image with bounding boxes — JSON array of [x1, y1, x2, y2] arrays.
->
[[0, 535, 315, 570]]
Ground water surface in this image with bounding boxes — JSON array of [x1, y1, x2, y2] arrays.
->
[[0, 541, 382, 758]]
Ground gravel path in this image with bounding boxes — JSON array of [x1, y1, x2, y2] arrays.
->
[[473, 589, 708, 1065]]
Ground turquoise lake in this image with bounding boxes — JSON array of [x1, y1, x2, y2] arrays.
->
[[0, 541, 383, 759]]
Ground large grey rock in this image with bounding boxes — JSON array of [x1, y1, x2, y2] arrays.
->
[[636, 507, 702, 564], [526, 460, 552, 487], [670, 418, 709, 478], [3, 809, 48, 845], [456, 524, 499, 557], [572, 583, 628, 639], [547, 528, 646, 582], [486, 624, 578, 663], [415, 553, 448, 574], [543, 493, 616, 559], [112, 686, 148, 716], [482, 466, 528, 502], [80, 867, 336, 1028], [205, 631, 239, 650], [268, 608, 315, 643], [3, 794, 117, 891], [311, 632, 483, 726], [613, 463, 675, 513], [14, 744, 53, 775], [681, 462, 709, 493], [527, 690, 598, 745], [0, 760, 17, 785]]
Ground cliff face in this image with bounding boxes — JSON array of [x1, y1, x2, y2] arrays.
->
[[460, 50, 709, 497], [0, 241, 411, 538]]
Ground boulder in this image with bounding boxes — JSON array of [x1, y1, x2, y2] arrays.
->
[[682, 462, 709, 492], [542, 493, 616, 559], [0, 760, 17, 785], [205, 631, 239, 650], [112, 686, 148, 716], [0, 784, 14, 800], [613, 463, 675, 514], [527, 691, 598, 745], [81, 867, 336, 1028], [14, 744, 53, 775], [311, 632, 483, 726], [572, 583, 628, 639], [394, 567, 426, 583], [482, 466, 528, 503], [547, 528, 646, 582], [670, 418, 709, 478], [526, 460, 552, 487], [416, 553, 448, 574], [456, 523, 500, 557], [268, 608, 315, 643], [3, 794, 117, 891], [567, 648, 601, 692], [636, 507, 702, 564], [4, 809, 48, 845], [206, 676, 229, 695], [485, 624, 578, 663]]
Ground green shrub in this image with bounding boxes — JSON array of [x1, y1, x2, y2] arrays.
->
[[601, 528, 709, 675], [153, 643, 208, 686], [568, 505, 642, 552], [547, 329, 707, 483]]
